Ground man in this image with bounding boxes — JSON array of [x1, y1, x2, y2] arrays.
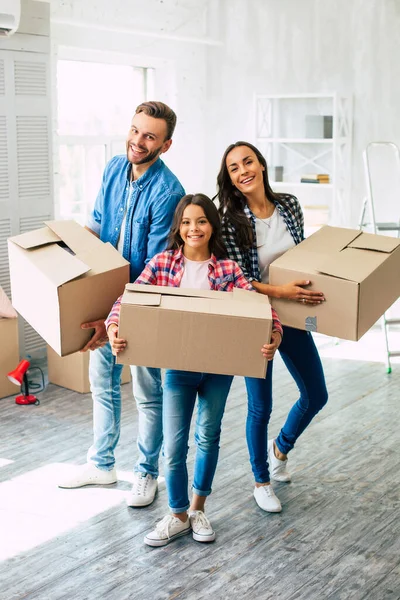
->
[[59, 101, 185, 508]]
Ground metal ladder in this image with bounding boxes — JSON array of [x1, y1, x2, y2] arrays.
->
[[360, 142, 400, 373]]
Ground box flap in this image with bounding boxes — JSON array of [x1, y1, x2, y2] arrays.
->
[[79, 242, 129, 275], [347, 232, 400, 253], [125, 283, 227, 300], [315, 247, 386, 283], [45, 220, 102, 255], [9, 226, 62, 250], [121, 291, 162, 307], [27, 243, 91, 286]]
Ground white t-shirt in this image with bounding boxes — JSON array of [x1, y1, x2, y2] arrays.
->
[[180, 256, 211, 290], [256, 209, 295, 284]]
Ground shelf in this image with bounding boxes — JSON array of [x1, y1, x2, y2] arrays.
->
[[271, 182, 333, 189]]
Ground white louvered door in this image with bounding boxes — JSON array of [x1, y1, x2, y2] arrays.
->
[[0, 50, 53, 356]]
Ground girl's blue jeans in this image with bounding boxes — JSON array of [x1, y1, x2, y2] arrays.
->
[[163, 369, 233, 513]]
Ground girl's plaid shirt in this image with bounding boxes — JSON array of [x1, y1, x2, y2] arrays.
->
[[105, 247, 282, 335], [221, 195, 304, 282]]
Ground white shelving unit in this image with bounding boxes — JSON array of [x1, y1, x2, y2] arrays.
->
[[255, 93, 352, 228]]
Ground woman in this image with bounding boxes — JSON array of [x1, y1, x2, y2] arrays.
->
[[106, 193, 283, 547], [216, 141, 328, 513]]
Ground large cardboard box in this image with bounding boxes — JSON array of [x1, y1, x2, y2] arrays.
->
[[8, 220, 129, 357], [116, 284, 272, 378], [270, 226, 400, 340], [47, 346, 131, 394], [0, 317, 20, 399]]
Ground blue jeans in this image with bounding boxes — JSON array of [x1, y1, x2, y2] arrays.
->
[[245, 326, 328, 483], [163, 370, 233, 513], [87, 343, 163, 476]]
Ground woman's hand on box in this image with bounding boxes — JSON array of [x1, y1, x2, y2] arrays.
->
[[80, 319, 109, 352], [277, 280, 325, 305], [261, 331, 282, 361], [107, 324, 127, 356]]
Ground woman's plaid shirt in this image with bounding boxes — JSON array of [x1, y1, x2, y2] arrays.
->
[[105, 247, 282, 334], [221, 195, 304, 282]]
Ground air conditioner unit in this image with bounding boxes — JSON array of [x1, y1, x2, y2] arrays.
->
[[0, 0, 21, 37]]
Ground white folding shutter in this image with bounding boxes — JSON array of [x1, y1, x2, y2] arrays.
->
[[0, 50, 53, 356]]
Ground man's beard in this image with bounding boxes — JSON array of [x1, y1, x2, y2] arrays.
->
[[127, 143, 164, 166]]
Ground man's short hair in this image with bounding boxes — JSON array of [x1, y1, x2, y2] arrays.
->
[[135, 101, 177, 140]]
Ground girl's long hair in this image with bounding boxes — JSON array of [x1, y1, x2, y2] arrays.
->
[[215, 141, 292, 251], [167, 193, 227, 259]]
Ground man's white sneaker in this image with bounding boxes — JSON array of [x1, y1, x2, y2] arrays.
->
[[189, 510, 216, 543], [126, 473, 158, 507], [268, 439, 291, 482], [254, 484, 282, 513], [144, 514, 191, 547], [58, 463, 117, 489]]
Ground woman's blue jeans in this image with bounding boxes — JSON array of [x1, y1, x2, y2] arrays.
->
[[245, 326, 328, 483], [163, 370, 233, 513]]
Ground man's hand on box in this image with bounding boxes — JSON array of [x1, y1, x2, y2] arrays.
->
[[107, 324, 127, 356], [80, 319, 109, 352], [261, 331, 282, 361], [278, 280, 325, 305]]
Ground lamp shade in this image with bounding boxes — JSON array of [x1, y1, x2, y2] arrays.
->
[[7, 359, 30, 386]]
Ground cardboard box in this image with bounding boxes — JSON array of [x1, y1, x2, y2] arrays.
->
[[47, 346, 131, 394], [116, 284, 272, 378], [270, 226, 400, 340], [8, 220, 129, 357], [0, 317, 20, 399]]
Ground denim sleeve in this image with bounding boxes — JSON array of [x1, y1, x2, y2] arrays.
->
[[145, 192, 182, 264]]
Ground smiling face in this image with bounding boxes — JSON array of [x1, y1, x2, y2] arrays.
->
[[126, 111, 172, 167], [225, 145, 265, 196], [179, 204, 213, 257]]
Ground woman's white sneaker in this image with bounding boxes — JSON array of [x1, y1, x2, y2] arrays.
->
[[268, 439, 291, 482], [253, 484, 282, 513], [189, 510, 216, 542], [144, 514, 191, 547]]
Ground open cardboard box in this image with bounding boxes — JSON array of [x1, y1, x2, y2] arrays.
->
[[116, 284, 272, 378], [8, 220, 129, 356], [270, 226, 400, 340], [47, 345, 131, 394]]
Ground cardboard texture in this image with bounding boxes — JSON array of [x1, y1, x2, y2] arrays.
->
[[269, 226, 400, 340], [0, 317, 20, 399], [47, 346, 131, 394], [8, 220, 130, 356], [116, 284, 272, 378]]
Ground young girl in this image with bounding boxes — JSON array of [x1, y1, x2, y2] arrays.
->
[[105, 193, 283, 547], [216, 141, 328, 513]]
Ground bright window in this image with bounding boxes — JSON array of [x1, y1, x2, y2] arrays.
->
[[57, 60, 154, 224]]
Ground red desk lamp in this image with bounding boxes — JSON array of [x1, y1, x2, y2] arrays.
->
[[7, 359, 42, 405]]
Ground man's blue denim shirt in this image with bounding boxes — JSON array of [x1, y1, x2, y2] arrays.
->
[[87, 155, 185, 282]]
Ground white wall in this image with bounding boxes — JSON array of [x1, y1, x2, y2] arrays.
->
[[51, 0, 400, 224], [206, 0, 400, 225]]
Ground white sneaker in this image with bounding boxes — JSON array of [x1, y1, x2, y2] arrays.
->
[[254, 484, 282, 513], [126, 472, 158, 507], [144, 514, 191, 547], [189, 510, 216, 543], [58, 463, 117, 489], [268, 439, 291, 482]]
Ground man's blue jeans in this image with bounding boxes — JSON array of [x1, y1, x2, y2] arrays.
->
[[163, 370, 233, 513], [87, 343, 163, 477], [245, 326, 328, 483]]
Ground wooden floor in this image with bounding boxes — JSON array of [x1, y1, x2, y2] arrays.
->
[[0, 332, 399, 600]]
